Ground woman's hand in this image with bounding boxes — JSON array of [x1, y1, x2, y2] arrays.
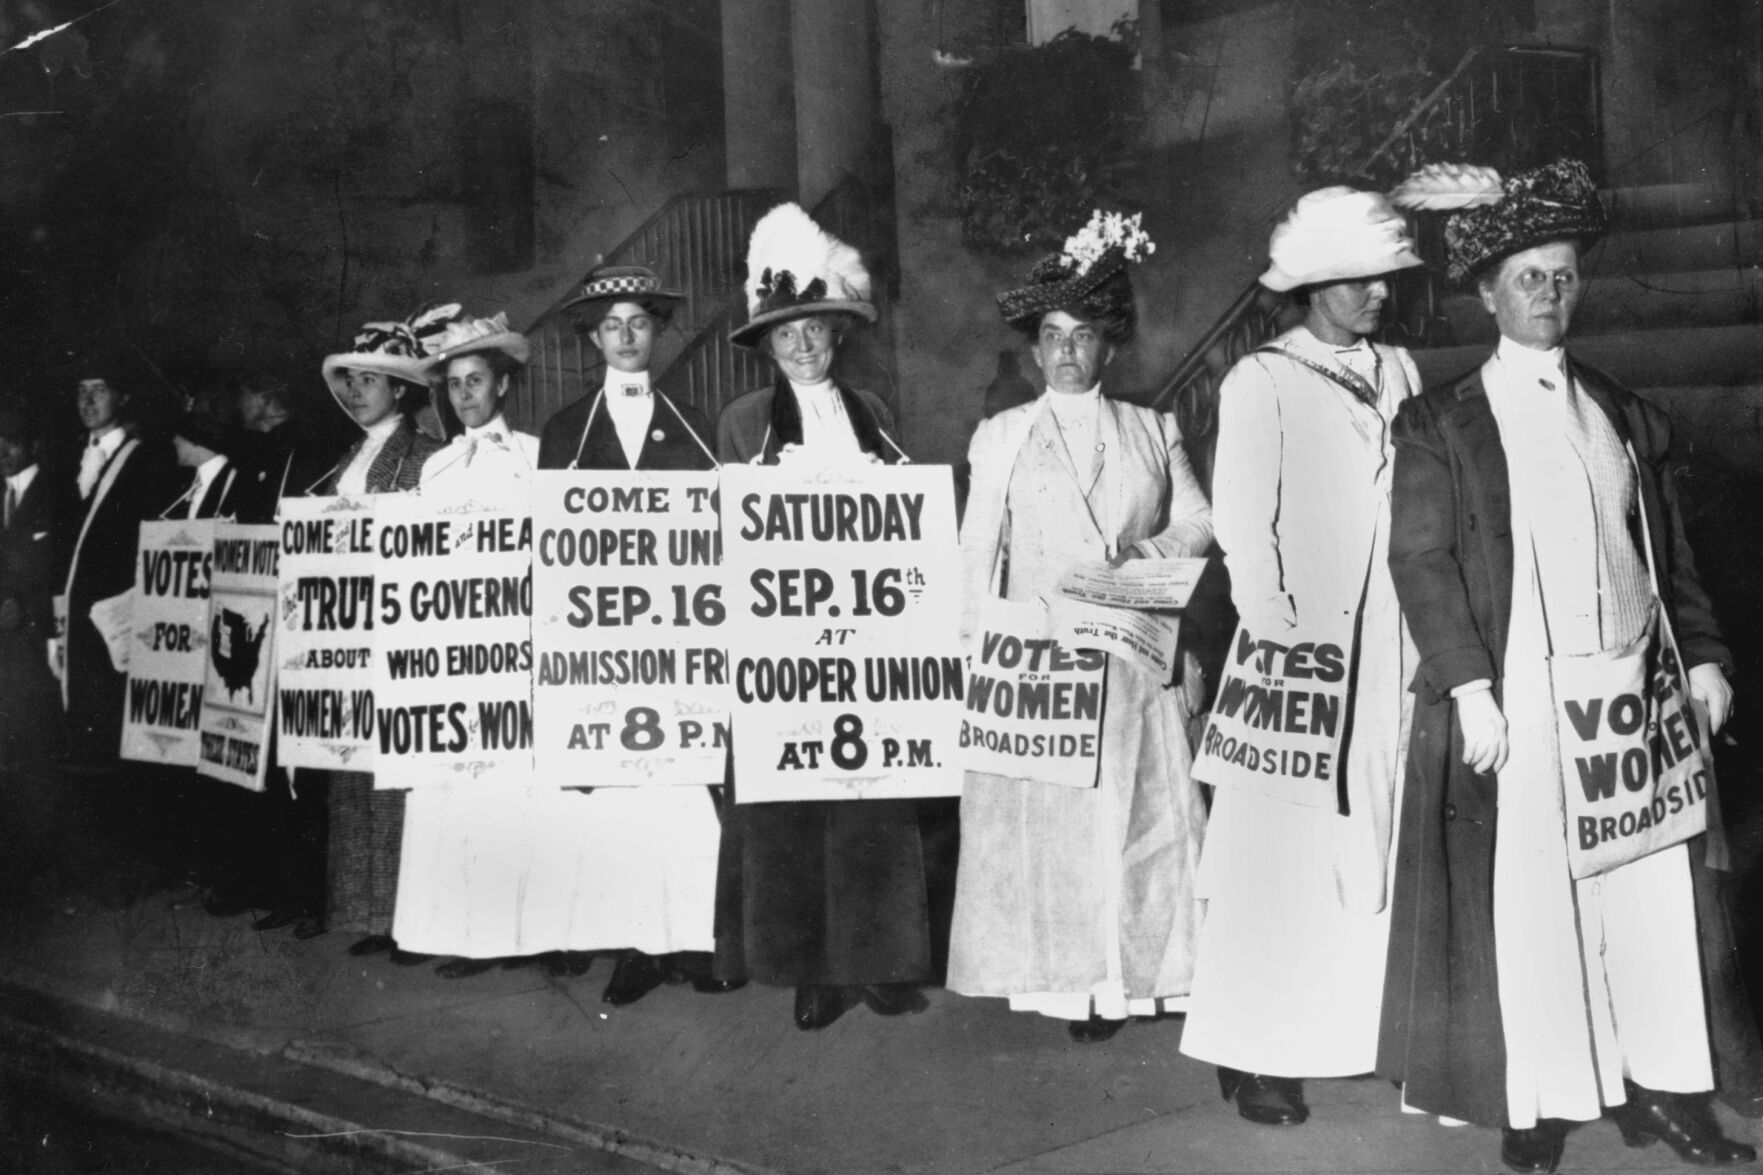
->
[[1688, 663, 1734, 736], [1455, 690, 1508, 775], [1107, 546, 1144, 568]]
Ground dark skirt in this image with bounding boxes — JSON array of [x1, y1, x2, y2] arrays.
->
[[324, 770, 404, 935], [714, 798, 932, 987]]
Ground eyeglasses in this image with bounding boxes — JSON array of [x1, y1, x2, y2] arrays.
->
[[1513, 268, 1580, 293]]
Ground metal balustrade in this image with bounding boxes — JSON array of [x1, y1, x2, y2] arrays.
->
[[1151, 44, 1602, 490]]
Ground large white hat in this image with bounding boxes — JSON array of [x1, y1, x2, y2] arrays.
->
[[1259, 188, 1422, 292], [730, 202, 876, 348], [419, 311, 531, 380], [321, 303, 461, 401]]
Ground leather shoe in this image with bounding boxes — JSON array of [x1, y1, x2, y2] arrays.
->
[[541, 951, 594, 978], [1218, 1068, 1308, 1126], [1611, 1082, 1756, 1166], [602, 951, 666, 1006], [1500, 1121, 1567, 1174], [793, 984, 858, 1031], [435, 957, 500, 980], [1067, 1015, 1126, 1043], [252, 907, 299, 932], [692, 976, 747, 994], [500, 955, 536, 971], [292, 916, 327, 940], [387, 947, 433, 966], [348, 934, 393, 957], [858, 984, 928, 1017]]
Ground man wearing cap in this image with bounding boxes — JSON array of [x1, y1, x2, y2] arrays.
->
[[0, 398, 66, 766], [1181, 188, 1424, 1126], [1380, 159, 1752, 1173], [535, 265, 733, 1003], [57, 355, 179, 766]]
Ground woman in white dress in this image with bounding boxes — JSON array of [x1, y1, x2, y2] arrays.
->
[[1179, 188, 1423, 1124], [392, 311, 550, 977], [949, 212, 1213, 1043]]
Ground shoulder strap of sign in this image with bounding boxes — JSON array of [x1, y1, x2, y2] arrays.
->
[[1253, 343, 1378, 406]]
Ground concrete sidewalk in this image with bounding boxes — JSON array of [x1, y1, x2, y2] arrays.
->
[[0, 766, 1749, 1174]]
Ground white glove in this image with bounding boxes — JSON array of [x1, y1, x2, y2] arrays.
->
[[1455, 689, 1508, 775], [1688, 662, 1734, 736]]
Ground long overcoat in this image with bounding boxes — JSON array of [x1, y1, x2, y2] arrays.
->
[[1375, 359, 1750, 1127]]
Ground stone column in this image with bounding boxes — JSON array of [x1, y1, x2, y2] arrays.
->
[[723, 0, 799, 190], [791, 0, 879, 205]]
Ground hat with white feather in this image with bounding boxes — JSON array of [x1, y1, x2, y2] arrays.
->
[[730, 203, 877, 348], [1390, 158, 1606, 283], [322, 303, 462, 400], [1259, 188, 1422, 292]]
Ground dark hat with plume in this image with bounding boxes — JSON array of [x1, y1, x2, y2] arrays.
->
[[1390, 158, 1607, 282], [730, 203, 877, 348], [997, 210, 1155, 345]]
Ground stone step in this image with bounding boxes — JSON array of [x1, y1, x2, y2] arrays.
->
[[1410, 323, 1763, 391], [1586, 217, 1763, 274], [1601, 182, 1755, 232], [1437, 268, 1761, 346]]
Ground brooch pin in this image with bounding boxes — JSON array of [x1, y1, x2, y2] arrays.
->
[[651, 429, 665, 442]]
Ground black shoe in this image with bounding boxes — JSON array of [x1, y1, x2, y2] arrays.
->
[[387, 947, 434, 966], [793, 984, 858, 1031], [692, 976, 748, 994], [500, 955, 537, 971], [348, 934, 393, 957], [602, 951, 666, 1006], [541, 951, 594, 978], [857, 983, 928, 1016], [663, 950, 715, 985], [1068, 1015, 1126, 1043], [1610, 1082, 1756, 1166], [435, 957, 500, 980], [293, 916, 327, 940], [1501, 1121, 1567, 1174], [1218, 1068, 1308, 1126], [252, 907, 299, 932]]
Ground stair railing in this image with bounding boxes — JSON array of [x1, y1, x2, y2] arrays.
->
[[514, 188, 782, 434], [1150, 44, 1600, 489]]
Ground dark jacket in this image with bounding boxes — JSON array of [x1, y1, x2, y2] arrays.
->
[[715, 376, 899, 466], [538, 388, 717, 472], [316, 417, 441, 497], [1376, 359, 1734, 1127], [62, 431, 181, 755]]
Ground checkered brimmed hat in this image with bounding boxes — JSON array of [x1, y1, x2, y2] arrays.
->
[[561, 264, 685, 317]]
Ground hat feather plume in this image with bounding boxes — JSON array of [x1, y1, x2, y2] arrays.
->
[[1389, 163, 1505, 211], [744, 202, 870, 307]]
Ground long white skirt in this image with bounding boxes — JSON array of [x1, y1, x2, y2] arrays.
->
[[393, 785, 720, 957], [1180, 788, 1393, 1076]]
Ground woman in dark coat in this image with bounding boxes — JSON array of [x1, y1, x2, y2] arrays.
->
[[1379, 159, 1752, 1174], [712, 202, 929, 1031]]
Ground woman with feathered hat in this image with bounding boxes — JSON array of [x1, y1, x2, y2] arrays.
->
[[1378, 159, 1753, 1174], [713, 203, 930, 1031], [1178, 188, 1424, 1125], [949, 211, 1213, 1043], [387, 308, 550, 978], [309, 307, 450, 958]]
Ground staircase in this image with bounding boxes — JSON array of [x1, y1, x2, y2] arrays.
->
[[1409, 182, 1763, 488]]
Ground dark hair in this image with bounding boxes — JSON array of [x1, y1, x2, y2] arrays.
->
[[446, 348, 523, 384]]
